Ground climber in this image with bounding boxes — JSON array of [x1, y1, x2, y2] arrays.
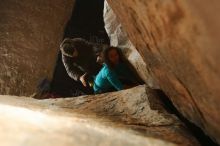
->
[[60, 38, 104, 95], [93, 46, 138, 94]]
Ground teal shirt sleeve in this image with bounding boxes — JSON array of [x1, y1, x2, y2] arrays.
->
[[106, 68, 123, 91]]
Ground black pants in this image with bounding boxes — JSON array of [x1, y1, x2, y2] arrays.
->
[[51, 79, 93, 97]]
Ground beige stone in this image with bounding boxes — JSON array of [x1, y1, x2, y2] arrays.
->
[[107, 0, 220, 143], [0, 0, 74, 96], [0, 86, 200, 146]]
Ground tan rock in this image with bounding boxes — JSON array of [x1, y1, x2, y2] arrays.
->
[[0, 0, 74, 96], [0, 86, 200, 146], [107, 0, 220, 143], [103, 1, 159, 88]]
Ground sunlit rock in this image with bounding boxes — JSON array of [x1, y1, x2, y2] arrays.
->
[[0, 85, 199, 146]]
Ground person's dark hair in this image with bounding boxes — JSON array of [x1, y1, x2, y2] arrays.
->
[[60, 38, 91, 57], [60, 38, 75, 57], [104, 46, 125, 69]]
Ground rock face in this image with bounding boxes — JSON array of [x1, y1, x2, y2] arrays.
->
[[103, 1, 159, 88], [107, 0, 220, 143], [0, 0, 74, 96], [0, 86, 200, 146]]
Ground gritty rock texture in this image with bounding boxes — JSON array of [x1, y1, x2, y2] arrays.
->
[[107, 0, 220, 143], [0, 0, 74, 96], [0, 103, 177, 146], [0, 85, 200, 146], [103, 1, 159, 88]]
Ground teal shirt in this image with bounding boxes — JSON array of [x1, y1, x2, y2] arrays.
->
[[93, 63, 134, 93], [94, 63, 124, 93]]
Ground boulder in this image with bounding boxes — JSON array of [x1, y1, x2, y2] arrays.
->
[[107, 0, 220, 143], [103, 1, 159, 88], [0, 0, 74, 96], [0, 85, 200, 146]]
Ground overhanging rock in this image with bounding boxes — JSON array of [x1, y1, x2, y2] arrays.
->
[[107, 0, 220, 143], [103, 0, 159, 89]]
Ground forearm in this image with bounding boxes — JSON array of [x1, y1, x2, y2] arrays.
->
[[62, 55, 84, 81]]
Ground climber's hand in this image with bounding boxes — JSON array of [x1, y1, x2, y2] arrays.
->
[[80, 73, 87, 87]]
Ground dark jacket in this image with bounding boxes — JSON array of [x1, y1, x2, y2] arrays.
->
[[61, 38, 102, 81]]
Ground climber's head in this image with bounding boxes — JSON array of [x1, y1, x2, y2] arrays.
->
[[60, 38, 96, 58], [60, 38, 78, 58], [104, 46, 124, 68]]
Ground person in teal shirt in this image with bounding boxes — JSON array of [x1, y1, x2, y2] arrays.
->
[[93, 47, 137, 94]]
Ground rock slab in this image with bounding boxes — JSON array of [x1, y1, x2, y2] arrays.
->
[[0, 86, 200, 146]]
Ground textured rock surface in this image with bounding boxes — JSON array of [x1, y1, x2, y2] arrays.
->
[[0, 0, 74, 96], [103, 1, 158, 88], [107, 0, 220, 143], [0, 86, 200, 146]]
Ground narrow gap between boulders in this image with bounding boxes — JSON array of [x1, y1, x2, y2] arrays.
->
[[155, 89, 219, 146], [45, 1, 219, 145]]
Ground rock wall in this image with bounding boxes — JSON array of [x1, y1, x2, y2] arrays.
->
[[0, 86, 200, 146], [0, 0, 74, 96], [107, 0, 220, 143], [103, 1, 158, 88]]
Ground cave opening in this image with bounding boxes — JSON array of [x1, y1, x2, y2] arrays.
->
[[47, 0, 143, 98], [49, 0, 110, 97]]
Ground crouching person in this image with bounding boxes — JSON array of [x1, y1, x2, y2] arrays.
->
[[93, 47, 138, 94], [60, 38, 103, 95]]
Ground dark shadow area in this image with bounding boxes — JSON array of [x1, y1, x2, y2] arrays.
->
[[155, 89, 219, 146], [50, 0, 109, 97]]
